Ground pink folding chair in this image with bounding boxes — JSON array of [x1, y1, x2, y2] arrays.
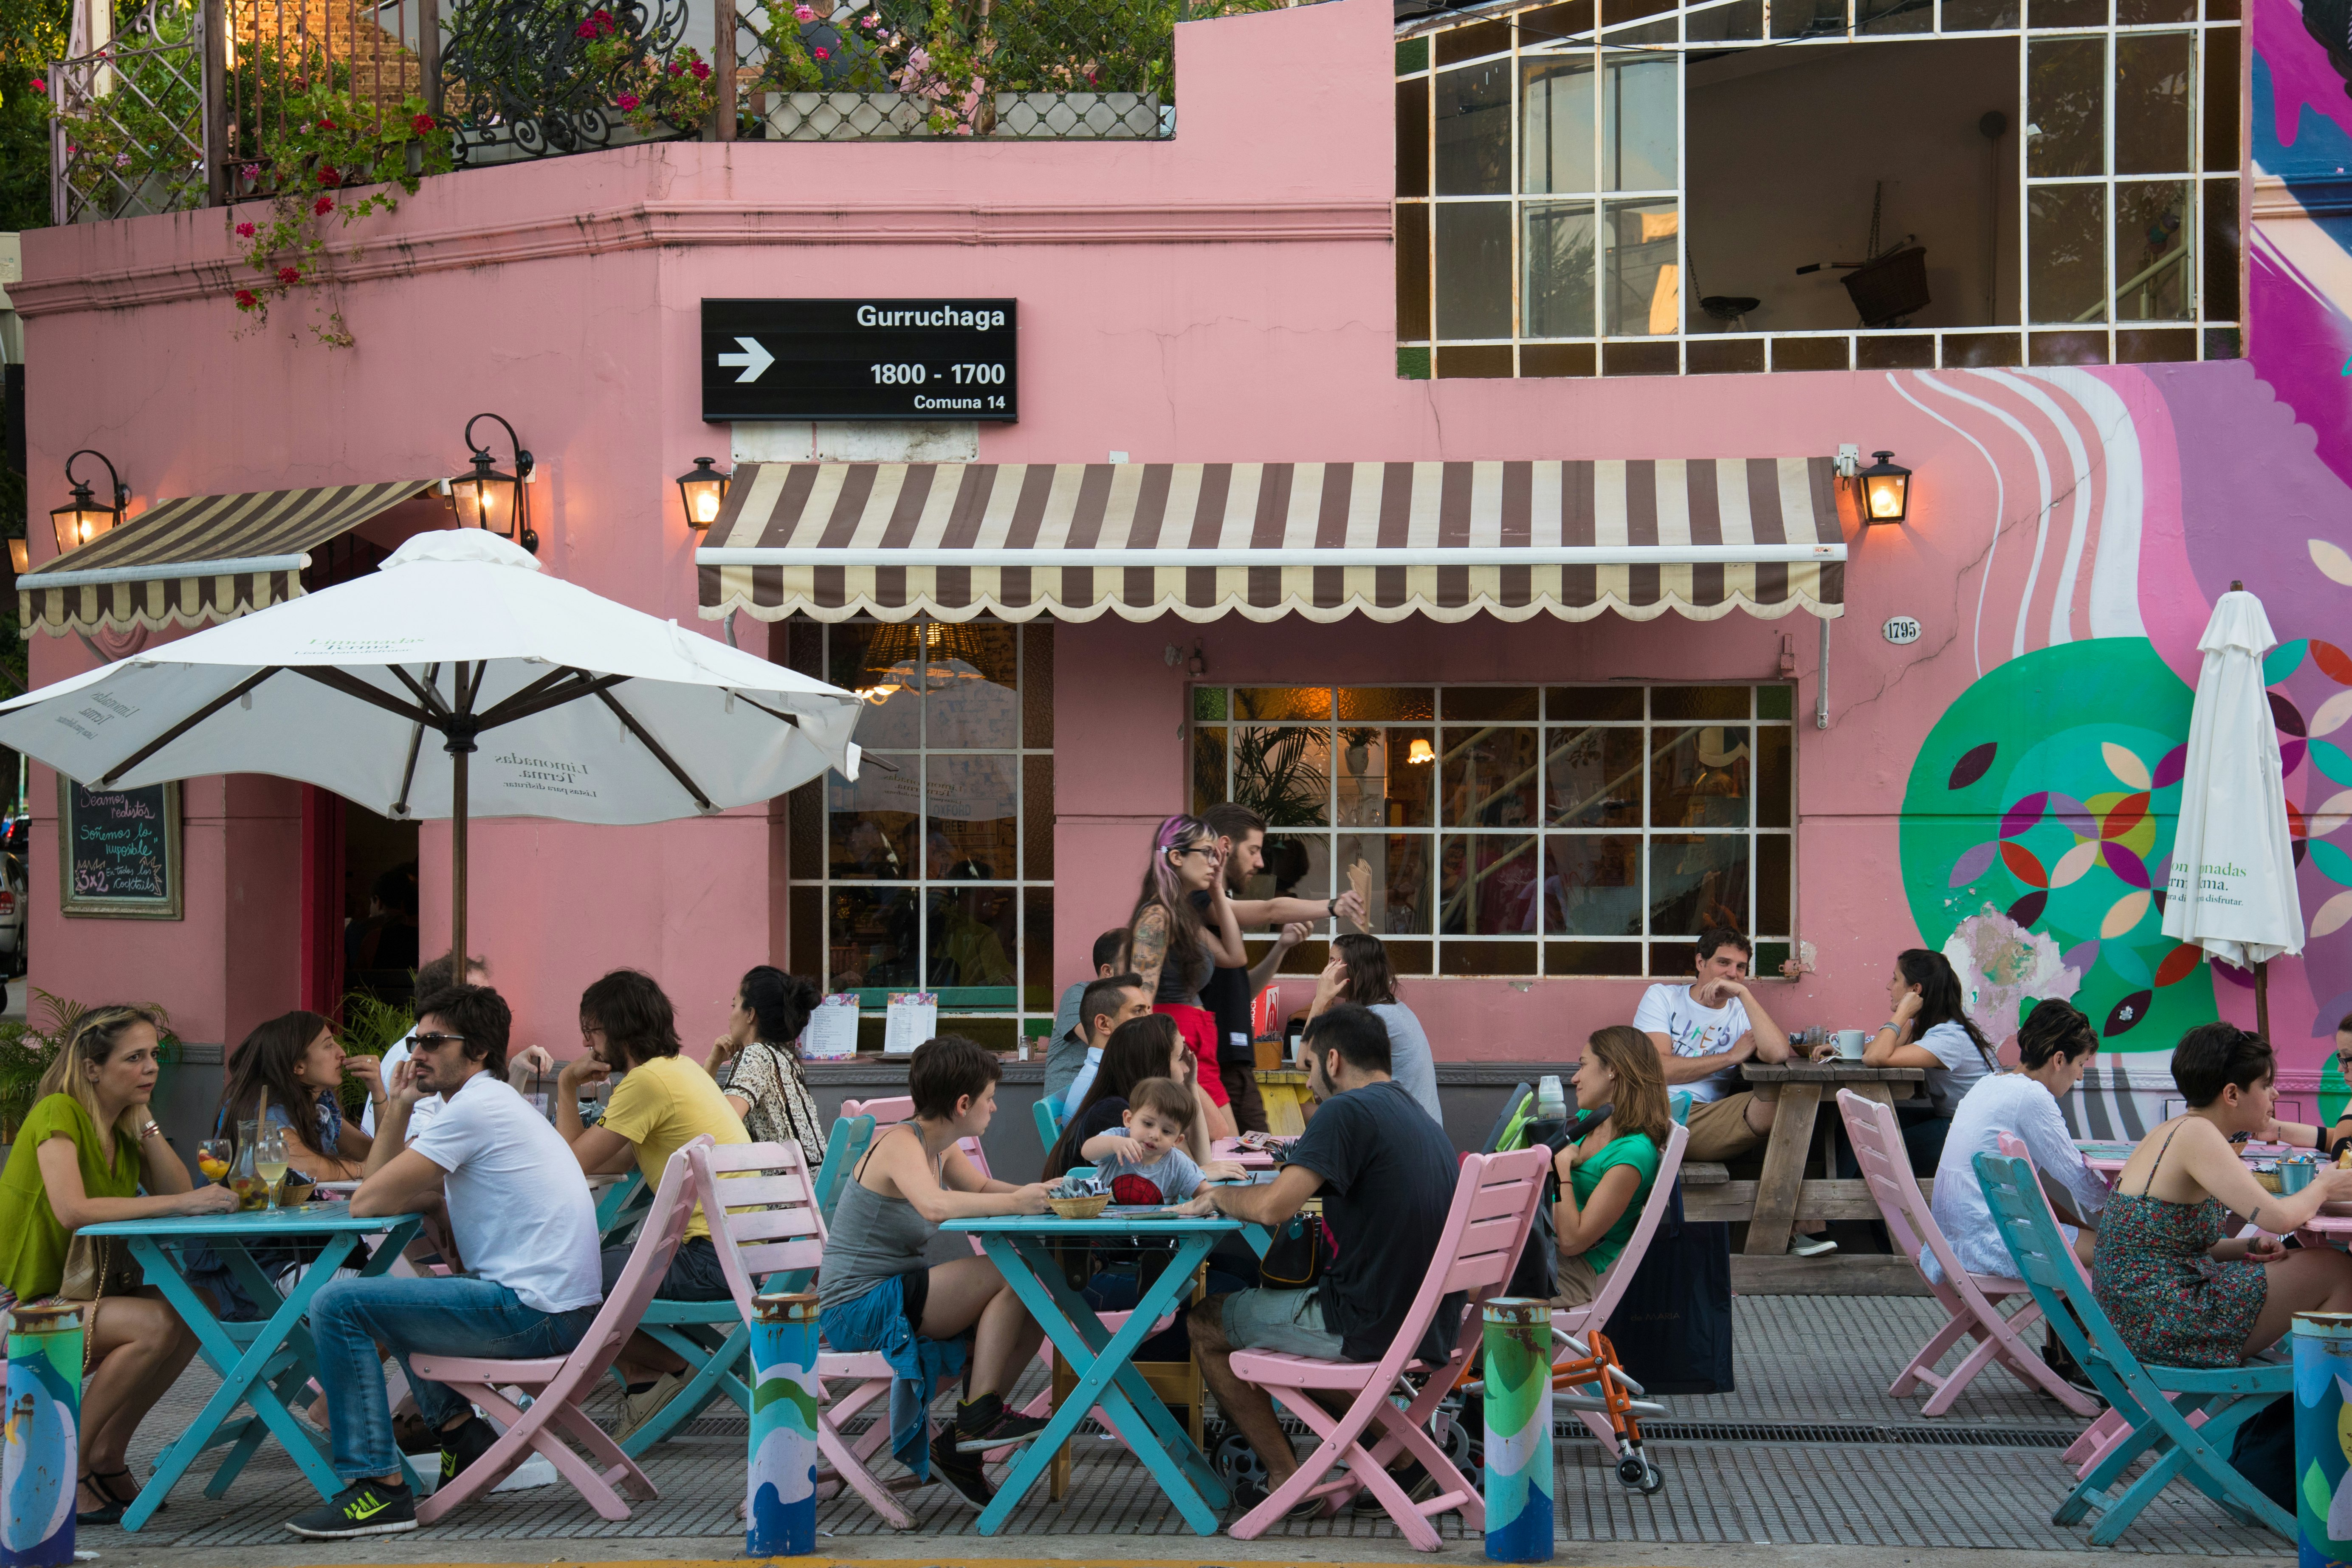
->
[[1837, 1090, 2095, 1418], [687, 1137, 922, 1528], [1549, 1121, 1689, 1444], [1227, 1147, 1551, 1552], [408, 1138, 705, 1523]]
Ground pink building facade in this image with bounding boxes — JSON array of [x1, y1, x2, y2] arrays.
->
[[16, 0, 2352, 1132]]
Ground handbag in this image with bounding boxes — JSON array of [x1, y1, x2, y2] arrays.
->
[[58, 1231, 141, 1303], [1257, 1212, 1333, 1290]]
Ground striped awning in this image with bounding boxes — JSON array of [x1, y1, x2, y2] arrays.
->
[[19, 480, 445, 637], [697, 458, 1848, 625]]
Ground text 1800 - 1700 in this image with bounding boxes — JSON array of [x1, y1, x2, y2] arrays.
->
[[701, 298, 1019, 422]]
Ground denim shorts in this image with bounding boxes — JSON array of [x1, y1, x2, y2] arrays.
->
[[1221, 1286, 1345, 1359]]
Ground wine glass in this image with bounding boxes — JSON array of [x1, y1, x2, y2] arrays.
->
[[197, 1137, 233, 1187], [254, 1125, 291, 1210]]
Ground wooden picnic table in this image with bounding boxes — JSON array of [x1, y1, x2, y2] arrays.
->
[[1683, 1062, 1926, 1256]]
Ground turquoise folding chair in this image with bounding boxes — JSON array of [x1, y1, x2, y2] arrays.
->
[[617, 1116, 872, 1457], [1670, 1091, 1690, 1126], [1033, 1094, 1063, 1152], [594, 1168, 649, 1244], [1971, 1151, 2290, 1543]]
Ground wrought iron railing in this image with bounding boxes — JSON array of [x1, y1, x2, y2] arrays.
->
[[49, 0, 1314, 222]]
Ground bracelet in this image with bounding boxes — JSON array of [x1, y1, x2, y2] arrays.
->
[[137, 1121, 164, 1139]]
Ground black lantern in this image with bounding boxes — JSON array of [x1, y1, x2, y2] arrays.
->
[[453, 413, 537, 554], [1855, 449, 1912, 525], [676, 457, 730, 530], [51, 449, 129, 556]]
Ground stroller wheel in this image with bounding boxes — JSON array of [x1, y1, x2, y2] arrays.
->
[[1633, 1456, 1664, 1495], [1212, 1428, 1271, 1499]]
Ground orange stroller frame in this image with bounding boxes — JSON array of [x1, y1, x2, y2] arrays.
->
[[1455, 1322, 1666, 1495]]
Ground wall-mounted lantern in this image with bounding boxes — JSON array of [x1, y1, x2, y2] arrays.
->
[[51, 449, 129, 556], [676, 457, 730, 530], [453, 413, 538, 554]]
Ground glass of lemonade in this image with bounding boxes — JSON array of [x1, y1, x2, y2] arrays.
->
[[254, 1124, 291, 1210]]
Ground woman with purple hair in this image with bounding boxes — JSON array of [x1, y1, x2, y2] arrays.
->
[[1123, 814, 1247, 1141]]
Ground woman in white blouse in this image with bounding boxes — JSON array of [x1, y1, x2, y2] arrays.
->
[[1926, 998, 2107, 1283]]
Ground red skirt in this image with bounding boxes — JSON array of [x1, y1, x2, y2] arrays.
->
[[1153, 1002, 1230, 1107]]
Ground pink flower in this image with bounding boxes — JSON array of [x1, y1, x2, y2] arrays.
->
[[276, 265, 301, 283], [689, 59, 709, 79], [792, 3, 814, 18], [813, 45, 828, 59], [860, 11, 877, 23], [668, 60, 682, 74], [616, 90, 640, 110], [235, 220, 256, 237], [313, 194, 334, 215], [28, 77, 45, 93]]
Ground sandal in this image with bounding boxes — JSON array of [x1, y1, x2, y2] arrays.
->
[[88, 1466, 160, 1514], [75, 1473, 124, 1527]]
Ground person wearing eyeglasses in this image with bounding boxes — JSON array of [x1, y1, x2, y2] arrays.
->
[[1123, 814, 1248, 1141], [2252, 1010, 2352, 1156], [285, 982, 601, 1540]]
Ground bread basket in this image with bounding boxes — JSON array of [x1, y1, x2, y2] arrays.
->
[[1047, 1193, 1111, 1220]]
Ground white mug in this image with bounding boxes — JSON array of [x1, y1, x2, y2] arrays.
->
[[1833, 1029, 1868, 1060]]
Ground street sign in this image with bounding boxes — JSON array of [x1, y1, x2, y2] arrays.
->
[[700, 299, 1018, 423]]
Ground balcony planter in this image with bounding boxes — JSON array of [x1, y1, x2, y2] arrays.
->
[[759, 89, 1164, 141]]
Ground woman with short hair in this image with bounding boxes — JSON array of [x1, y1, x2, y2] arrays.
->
[[0, 1007, 236, 1522]]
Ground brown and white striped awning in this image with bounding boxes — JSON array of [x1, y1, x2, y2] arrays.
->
[[697, 458, 1848, 624], [19, 480, 445, 637]]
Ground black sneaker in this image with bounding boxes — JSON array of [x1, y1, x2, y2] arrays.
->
[[1234, 1474, 1329, 1523], [951, 1391, 1051, 1453], [438, 1415, 499, 1486], [285, 1478, 417, 1538], [928, 1433, 996, 1509], [1351, 1457, 1442, 1512]]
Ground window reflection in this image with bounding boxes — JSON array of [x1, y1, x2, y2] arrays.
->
[[2115, 181, 2191, 319], [1605, 200, 1680, 336], [1525, 202, 1599, 337], [1436, 60, 1514, 195]]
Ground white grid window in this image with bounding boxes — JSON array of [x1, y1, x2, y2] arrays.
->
[[1395, 0, 2242, 378], [783, 619, 1055, 1051], [1190, 682, 1795, 979]]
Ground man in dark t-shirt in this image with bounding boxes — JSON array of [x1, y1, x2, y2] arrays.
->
[[1179, 1004, 1460, 1514], [1200, 803, 1368, 1133]]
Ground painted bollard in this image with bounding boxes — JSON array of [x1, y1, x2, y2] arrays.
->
[[747, 1291, 819, 1558], [1483, 1297, 1554, 1563], [2296, 1311, 2352, 1568], [3, 1304, 84, 1568]]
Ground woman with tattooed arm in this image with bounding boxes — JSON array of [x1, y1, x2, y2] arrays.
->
[[1122, 814, 1248, 1142]]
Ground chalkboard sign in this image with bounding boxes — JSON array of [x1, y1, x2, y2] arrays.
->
[[59, 778, 182, 919]]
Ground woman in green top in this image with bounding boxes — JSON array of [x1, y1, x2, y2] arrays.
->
[[1550, 1024, 1670, 1307], [0, 1007, 237, 1523]]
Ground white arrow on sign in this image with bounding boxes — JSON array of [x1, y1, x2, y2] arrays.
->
[[717, 336, 775, 384]]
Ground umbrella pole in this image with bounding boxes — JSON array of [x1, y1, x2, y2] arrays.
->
[[2256, 959, 2270, 1043], [451, 745, 468, 972]]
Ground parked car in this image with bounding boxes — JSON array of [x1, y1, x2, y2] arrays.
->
[[0, 850, 25, 979]]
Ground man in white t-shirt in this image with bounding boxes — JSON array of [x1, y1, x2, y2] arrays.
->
[[1633, 928, 1794, 1167], [287, 983, 602, 1540]]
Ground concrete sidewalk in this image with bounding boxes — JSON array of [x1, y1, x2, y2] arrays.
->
[[75, 1297, 2281, 1563]]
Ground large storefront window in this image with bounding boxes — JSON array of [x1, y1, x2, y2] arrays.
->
[[784, 620, 1054, 1050], [1191, 683, 1793, 978]]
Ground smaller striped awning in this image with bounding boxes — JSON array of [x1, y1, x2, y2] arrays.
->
[[697, 458, 1848, 625], [19, 480, 446, 637]]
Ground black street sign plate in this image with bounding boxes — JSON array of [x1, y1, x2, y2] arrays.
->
[[701, 298, 1018, 423]]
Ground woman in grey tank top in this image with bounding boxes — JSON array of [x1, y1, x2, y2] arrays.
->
[[815, 1035, 1054, 1509]]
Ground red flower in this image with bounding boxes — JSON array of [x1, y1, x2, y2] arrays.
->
[[616, 91, 640, 110], [313, 194, 334, 215], [317, 165, 341, 186], [411, 112, 434, 133], [29, 77, 45, 93], [668, 61, 682, 74], [277, 265, 301, 284], [235, 289, 258, 308], [234, 220, 256, 237], [689, 59, 709, 79], [316, 117, 334, 130], [813, 45, 828, 59]]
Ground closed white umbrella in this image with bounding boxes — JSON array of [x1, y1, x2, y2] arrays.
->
[[2160, 581, 2304, 1039], [0, 529, 865, 960]]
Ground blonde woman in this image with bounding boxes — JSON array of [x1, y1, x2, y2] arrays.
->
[[1550, 1024, 1673, 1307], [0, 1007, 235, 1523]]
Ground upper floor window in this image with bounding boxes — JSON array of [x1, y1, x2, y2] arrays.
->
[[1396, 0, 2242, 377], [1189, 682, 1795, 978]]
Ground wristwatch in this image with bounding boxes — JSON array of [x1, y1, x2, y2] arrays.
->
[[1326, 896, 1339, 918]]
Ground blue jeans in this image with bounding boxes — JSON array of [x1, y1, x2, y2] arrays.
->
[[309, 1274, 599, 1481]]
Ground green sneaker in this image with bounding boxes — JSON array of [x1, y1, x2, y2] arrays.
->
[[285, 1478, 417, 1538]]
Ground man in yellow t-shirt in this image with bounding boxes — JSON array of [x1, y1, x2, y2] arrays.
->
[[556, 969, 750, 1441]]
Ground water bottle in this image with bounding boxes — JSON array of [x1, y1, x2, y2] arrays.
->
[[1536, 1074, 1567, 1119]]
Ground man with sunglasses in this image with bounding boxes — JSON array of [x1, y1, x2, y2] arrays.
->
[[285, 983, 601, 1539], [2254, 1010, 2352, 1156]]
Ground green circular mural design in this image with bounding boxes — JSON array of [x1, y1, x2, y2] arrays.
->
[[1899, 638, 2218, 1051]]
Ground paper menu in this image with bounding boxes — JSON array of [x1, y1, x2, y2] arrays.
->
[[883, 992, 939, 1055], [800, 994, 862, 1061]]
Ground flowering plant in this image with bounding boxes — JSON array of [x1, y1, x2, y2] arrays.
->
[[228, 86, 452, 344], [575, 8, 717, 135], [759, 0, 994, 136]]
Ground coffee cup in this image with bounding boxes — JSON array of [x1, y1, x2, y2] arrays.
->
[[1833, 1029, 1868, 1060]]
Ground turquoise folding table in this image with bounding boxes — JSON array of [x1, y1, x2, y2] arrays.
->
[[78, 1201, 423, 1530]]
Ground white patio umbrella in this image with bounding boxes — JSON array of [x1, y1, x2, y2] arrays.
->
[[0, 529, 865, 961], [2160, 581, 2304, 1040]]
